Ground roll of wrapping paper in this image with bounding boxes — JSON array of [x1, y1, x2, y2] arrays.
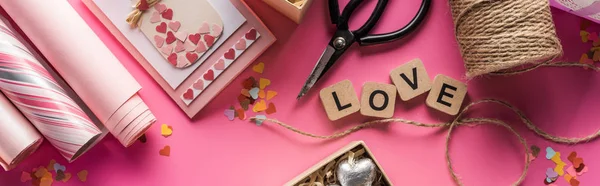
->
[[0, 19, 103, 161], [0, 93, 43, 171], [0, 0, 156, 147]]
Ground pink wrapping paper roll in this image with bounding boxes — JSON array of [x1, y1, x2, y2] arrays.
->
[[0, 0, 156, 147], [0, 93, 43, 171], [0, 19, 103, 161]]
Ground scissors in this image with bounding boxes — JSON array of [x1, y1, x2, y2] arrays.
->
[[297, 0, 431, 99]]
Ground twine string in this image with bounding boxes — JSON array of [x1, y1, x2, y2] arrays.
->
[[250, 98, 600, 185]]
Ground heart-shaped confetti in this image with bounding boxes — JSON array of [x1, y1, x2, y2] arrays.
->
[[555, 163, 565, 176], [176, 54, 189, 68], [241, 89, 251, 97], [161, 124, 173, 137], [212, 24, 223, 36], [240, 99, 250, 111], [53, 163, 66, 172], [186, 52, 198, 63], [77, 170, 88, 182], [161, 45, 173, 55], [150, 12, 161, 23], [243, 77, 256, 89], [570, 178, 580, 186], [260, 78, 271, 89], [62, 172, 72, 182], [546, 147, 556, 160], [167, 53, 177, 66], [530, 145, 540, 158], [204, 35, 215, 47], [189, 33, 201, 45], [154, 35, 165, 48], [235, 39, 247, 50], [236, 109, 246, 120], [564, 173, 573, 183], [35, 167, 48, 178], [581, 30, 590, 42], [168, 21, 181, 32], [252, 62, 264, 74], [249, 87, 260, 99], [210, 59, 224, 71], [159, 145, 171, 157], [266, 103, 276, 114], [566, 166, 577, 176], [47, 159, 56, 171], [55, 170, 65, 181], [253, 100, 267, 112], [255, 115, 266, 126], [156, 22, 167, 33], [193, 79, 204, 90], [182, 89, 194, 100], [184, 41, 196, 52], [174, 41, 185, 53], [162, 9, 173, 20], [154, 3, 167, 13], [166, 31, 176, 44], [546, 168, 558, 179], [198, 22, 211, 34], [245, 29, 257, 40], [137, 0, 149, 11], [577, 165, 588, 176], [195, 41, 207, 53], [40, 177, 52, 186], [266, 90, 278, 100], [204, 69, 215, 81], [224, 109, 235, 121], [589, 32, 599, 42], [175, 31, 188, 42], [224, 48, 235, 60], [258, 90, 265, 98], [21, 171, 31, 182], [573, 157, 584, 168]]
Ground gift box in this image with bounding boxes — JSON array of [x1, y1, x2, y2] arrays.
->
[[285, 141, 392, 186], [262, 0, 314, 23]]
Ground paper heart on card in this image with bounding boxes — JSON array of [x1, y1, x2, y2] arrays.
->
[[140, 0, 224, 68]]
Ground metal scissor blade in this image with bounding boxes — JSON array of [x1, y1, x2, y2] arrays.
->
[[297, 45, 336, 99]]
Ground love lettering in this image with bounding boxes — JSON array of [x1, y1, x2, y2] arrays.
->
[[319, 59, 467, 121]]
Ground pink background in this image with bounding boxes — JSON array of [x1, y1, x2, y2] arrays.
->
[[1, 0, 600, 185]]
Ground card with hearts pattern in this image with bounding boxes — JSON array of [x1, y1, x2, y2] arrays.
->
[[181, 28, 260, 105], [140, 0, 224, 68]]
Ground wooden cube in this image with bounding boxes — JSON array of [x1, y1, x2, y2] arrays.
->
[[426, 75, 467, 115], [285, 141, 392, 186], [360, 82, 397, 118], [320, 80, 360, 121], [390, 59, 432, 101]]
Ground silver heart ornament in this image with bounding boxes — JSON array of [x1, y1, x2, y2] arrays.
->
[[337, 158, 376, 186]]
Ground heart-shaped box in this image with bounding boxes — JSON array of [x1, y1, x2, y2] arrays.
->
[[285, 141, 392, 186], [262, 0, 314, 23]]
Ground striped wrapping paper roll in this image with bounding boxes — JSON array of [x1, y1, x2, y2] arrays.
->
[[0, 21, 102, 161]]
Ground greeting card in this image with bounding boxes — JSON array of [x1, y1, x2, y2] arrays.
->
[[84, 0, 275, 118]]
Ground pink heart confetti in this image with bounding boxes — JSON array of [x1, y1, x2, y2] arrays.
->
[[168, 21, 181, 32], [184, 41, 196, 52], [154, 35, 165, 48], [214, 59, 225, 70], [188, 33, 201, 45], [196, 42, 207, 53], [212, 24, 223, 36], [577, 166, 588, 176], [174, 41, 185, 53], [224, 109, 235, 121], [235, 39, 247, 50], [154, 3, 167, 13], [161, 45, 173, 55], [255, 115, 266, 126], [193, 79, 204, 90], [198, 22, 210, 34], [150, 12, 161, 23], [175, 31, 188, 42], [176, 54, 189, 68], [566, 166, 577, 177]]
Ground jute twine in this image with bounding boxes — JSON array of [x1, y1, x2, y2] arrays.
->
[[250, 96, 600, 185], [450, 0, 564, 78], [126, 0, 161, 28]]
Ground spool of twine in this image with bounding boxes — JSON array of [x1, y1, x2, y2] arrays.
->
[[449, 0, 563, 78]]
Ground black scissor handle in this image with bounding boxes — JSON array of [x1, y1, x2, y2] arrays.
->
[[358, 0, 431, 45], [328, 0, 431, 46]]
